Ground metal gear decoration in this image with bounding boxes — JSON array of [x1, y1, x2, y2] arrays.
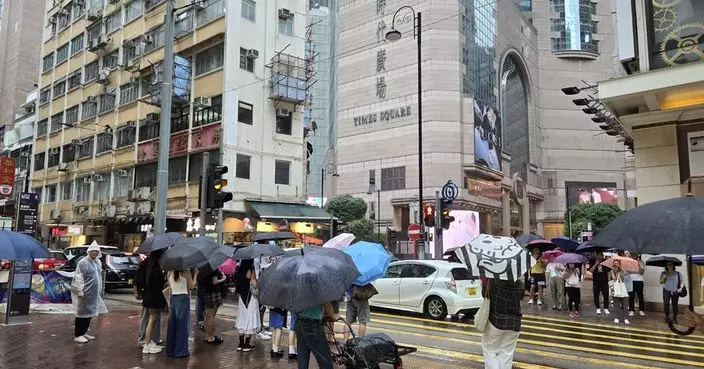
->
[[653, 7, 677, 33], [659, 23, 704, 66], [652, 0, 681, 8]]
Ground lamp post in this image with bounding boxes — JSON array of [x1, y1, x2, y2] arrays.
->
[[367, 185, 381, 236], [320, 164, 340, 209], [386, 6, 424, 258]]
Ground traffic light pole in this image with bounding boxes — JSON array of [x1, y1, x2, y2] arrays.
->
[[434, 190, 443, 260], [199, 151, 210, 237]]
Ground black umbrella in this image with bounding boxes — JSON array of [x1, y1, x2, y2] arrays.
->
[[645, 255, 683, 268], [233, 243, 285, 260], [197, 245, 236, 273], [160, 237, 219, 270], [136, 232, 185, 254], [575, 241, 609, 253], [253, 232, 295, 242], [515, 234, 544, 247]]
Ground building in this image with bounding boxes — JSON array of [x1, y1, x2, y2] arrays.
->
[[0, 0, 45, 126], [32, 0, 329, 250], [334, 0, 627, 256]]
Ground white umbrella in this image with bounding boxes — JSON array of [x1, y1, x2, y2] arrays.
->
[[323, 233, 355, 250], [454, 234, 536, 281]]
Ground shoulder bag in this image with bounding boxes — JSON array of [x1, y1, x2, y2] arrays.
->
[[678, 272, 688, 298], [353, 284, 379, 300], [612, 272, 629, 298]]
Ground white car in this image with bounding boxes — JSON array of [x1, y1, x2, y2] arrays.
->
[[370, 260, 483, 320]]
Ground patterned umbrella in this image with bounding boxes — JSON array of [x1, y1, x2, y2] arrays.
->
[[454, 234, 537, 281]]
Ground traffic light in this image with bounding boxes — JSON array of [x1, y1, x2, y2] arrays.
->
[[205, 163, 233, 209], [440, 206, 455, 230], [423, 204, 436, 228]]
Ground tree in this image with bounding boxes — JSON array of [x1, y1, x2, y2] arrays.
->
[[564, 203, 623, 239], [325, 195, 368, 223], [347, 218, 375, 241]]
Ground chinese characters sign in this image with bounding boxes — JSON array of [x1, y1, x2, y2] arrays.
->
[[16, 192, 38, 236], [191, 123, 221, 151], [376, 0, 387, 100], [0, 156, 16, 196], [137, 132, 189, 163]]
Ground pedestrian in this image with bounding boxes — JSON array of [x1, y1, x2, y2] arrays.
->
[[139, 249, 169, 354], [199, 267, 226, 344], [295, 302, 339, 369], [254, 257, 272, 341], [235, 259, 261, 352], [589, 251, 610, 315], [563, 263, 581, 318], [660, 261, 684, 323], [70, 243, 108, 343], [195, 283, 206, 331], [546, 254, 565, 311], [609, 260, 630, 325], [481, 278, 524, 369], [344, 284, 375, 339], [134, 257, 161, 346], [628, 253, 646, 317], [269, 307, 298, 359], [165, 268, 197, 358], [528, 248, 546, 305]]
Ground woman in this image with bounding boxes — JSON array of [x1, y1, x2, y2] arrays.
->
[[660, 262, 683, 323], [71, 243, 108, 343], [628, 253, 646, 316], [481, 277, 524, 369], [609, 260, 630, 325], [200, 268, 226, 344], [563, 263, 581, 318], [528, 248, 546, 306], [546, 254, 564, 311], [139, 249, 168, 354], [235, 259, 261, 352], [166, 268, 197, 358]]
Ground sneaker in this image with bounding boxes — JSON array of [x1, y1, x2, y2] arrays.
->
[[528, 299, 534, 305], [628, 311, 635, 317], [74, 336, 88, 343], [142, 342, 162, 354], [624, 319, 630, 325], [558, 305, 563, 311], [237, 344, 244, 352], [198, 322, 205, 331], [243, 344, 255, 352], [614, 318, 619, 324], [271, 350, 284, 358], [552, 305, 557, 310], [257, 332, 271, 340], [288, 353, 298, 360], [137, 339, 146, 347], [596, 309, 602, 315], [83, 334, 96, 340], [604, 309, 610, 315], [537, 300, 543, 306], [639, 310, 645, 317]]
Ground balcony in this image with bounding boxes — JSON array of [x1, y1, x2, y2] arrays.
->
[[269, 53, 309, 104], [193, 102, 222, 128]]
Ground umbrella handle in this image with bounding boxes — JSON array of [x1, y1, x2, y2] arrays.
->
[[671, 256, 697, 335], [668, 318, 696, 336]]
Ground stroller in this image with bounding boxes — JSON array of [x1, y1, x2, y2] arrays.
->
[[325, 318, 416, 369]]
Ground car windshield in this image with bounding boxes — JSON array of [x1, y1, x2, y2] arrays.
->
[[51, 252, 68, 261], [108, 255, 140, 265], [451, 268, 473, 280]]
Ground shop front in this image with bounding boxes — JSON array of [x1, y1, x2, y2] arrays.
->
[[246, 200, 334, 248]]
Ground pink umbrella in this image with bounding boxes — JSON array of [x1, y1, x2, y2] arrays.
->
[[601, 256, 639, 273], [541, 249, 564, 262], [323, 233, 355, 250], [218, 258, 237, 275]]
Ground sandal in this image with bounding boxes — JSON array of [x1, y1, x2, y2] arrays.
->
[[205, 336, 224, 345]]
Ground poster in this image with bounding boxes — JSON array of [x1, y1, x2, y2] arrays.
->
[[16, 192, 38, 236], [565, 181, 618, 207], [473, 99, 502, 171], [0, 156, 15, 196]]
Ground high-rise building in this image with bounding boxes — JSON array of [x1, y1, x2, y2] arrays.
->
[[31, 0, 329, 249]]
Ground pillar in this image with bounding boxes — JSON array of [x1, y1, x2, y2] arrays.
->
[[522, 199, 530, 234], [502, 190, 511, 236]]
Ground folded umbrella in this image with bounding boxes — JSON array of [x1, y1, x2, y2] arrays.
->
[[253, 232, 294, 242], [136, 232, 185, 254], [0, 230, 50, 260], [454, 234, 536, 281], [323, 233, 355, 250], [258, 246, 360, 312], [541, 249, 564, 262], [601, 256, 640, 273], [550, 237, 580, 252], [554, 253, 588, 265], [233, 243, 285, 260], [160, 237, 219, 270], [343, 241, 391, 286], [645, 255, 682, 268]]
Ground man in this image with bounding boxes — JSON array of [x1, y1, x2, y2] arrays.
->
[[482, 278, 524, 369], [295, 302, 339, 369], [344, 285, 373, 339], [134, 257, 161, 346], [71, 243, 108, 343], [590, 251, 611, 315]]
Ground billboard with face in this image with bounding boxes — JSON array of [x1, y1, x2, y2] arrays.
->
[[565, 181, 618, 207], [473, 99, 502, 171]]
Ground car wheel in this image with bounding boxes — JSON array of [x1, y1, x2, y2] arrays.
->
[[424, 296, 447, 321]]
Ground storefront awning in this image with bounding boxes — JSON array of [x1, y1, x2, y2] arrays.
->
[[246, 200, 333, 221]]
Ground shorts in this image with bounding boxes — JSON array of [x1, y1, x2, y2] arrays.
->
[[331, 300, 340, 314], [530, 273, 546, 287], [269, 309, 288, 329], [346, 299, 370, 324], [290, 312, 297, 330], [204, 292, 223, 309]]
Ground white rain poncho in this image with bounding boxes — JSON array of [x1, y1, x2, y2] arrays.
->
[[71, 245, 108, 318]]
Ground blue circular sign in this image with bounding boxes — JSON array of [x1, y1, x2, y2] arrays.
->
[[442, 180, 459, 202]]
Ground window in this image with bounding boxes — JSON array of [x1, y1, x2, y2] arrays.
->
[[40, 87, 51, 104], [193, 95, 222, 126], [238, 101, 253, 125], [123, 38, 139, 62], [116, 124, 136, 148], [274, 160, 290, 185], [145, 0, 165, 10], [188, 150, 219, 181], [125, 1, 142, 22], [68, 69, 82, 90], [76, 177, 91, 202], [401, 264, 437, 278], [135, 163, 157, 188], [381, 166, 406, 191], [59, 5, 72, 28], [65, 105, 79, 126], [96, 132, 113, 154], [369, 169, 376, 187], [99, 92, 116, 114], [143, 25, 165, 53], [139, 119, 159, 141], [168, 157, 188, 182], [34, 153, 46, 171], [71, 33, 84, 55], [195, 43, 224, 76], [86, 22, 101, 43], [105, 11, 121, 34], [103, 50, 119, 69], [140, 74, 153, 97], [53, 78, 66, 98], [62, 143, 75, 163], [275, 109, 292, 135], [93, 174, 109, 201], [61, 180, 73, 201], [82, 99, 98, 119], [42, 53, 54, 72], [278, 17, 294, 37], [239, 48, 255, 72], [549, 0, 599, 54], [51, 112, 64, 132], [45, 184, 58, 203], [175, 11, 193, 37], [56, 43, 69, 64], [72, 1, 85, 18], [85, 61, 99, 81], [236, 154, 251, 179], [48, 148, 60, 167], [114, 169, 133, 198], [78, 137, 94, 158], [196, 0, 225, 25], [242, 0, 256, 21], [384, 265, 404, 278], [119, 82, 138, 105]]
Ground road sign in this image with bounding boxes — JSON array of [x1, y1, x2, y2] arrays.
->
[[441, 180, 458, 203], [408, 223, 421, 241]]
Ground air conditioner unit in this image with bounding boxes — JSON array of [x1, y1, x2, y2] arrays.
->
[[146, 112, 159, 122], [104, 204, 116, 217], [278, 8, 293, 19], [125, 120, 136, 127], [92, 173, 105, 182], [277, 108, 291, 117], [122, 39, 134, 48], [190, 0, 205, 10], [246, 49, 259, 59], [87, 8, 103, 22], [86, 95, 97, 103], [116, 169, 128, 177], [126, 202, 135, 215], [129, 76, 139, 85], [83, 176, 93, 184], [193, 96, 211, 109], [71, 139, 83, 146], [50, 147, 60, 154], [136, 202, 151, 215], [137, 186, 151, 200], [141, 35, 153, 44], [75, 205, 88, 215], [50, 208, 61, 219]]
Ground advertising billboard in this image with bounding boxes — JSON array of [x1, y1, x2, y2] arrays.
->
[[565, 181, 618, 207], [473, 99, 502, 171], [429, 210, 481, 258]]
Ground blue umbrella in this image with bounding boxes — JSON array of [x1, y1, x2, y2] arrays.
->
[[0, 230, 50, 260], [343, 241, 391, 286], [550, 237, 579, 252]]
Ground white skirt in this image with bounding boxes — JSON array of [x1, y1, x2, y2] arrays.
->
[[236, 294, 261, 334]]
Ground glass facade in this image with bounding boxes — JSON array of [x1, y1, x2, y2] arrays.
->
[[500, 54, 530, 177], [462, 0, 498, 107], [648, 0, 704, 69], [549, 0, 599, 54]]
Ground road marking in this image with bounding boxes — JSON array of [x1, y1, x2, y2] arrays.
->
[[408, 343, 557, 369]]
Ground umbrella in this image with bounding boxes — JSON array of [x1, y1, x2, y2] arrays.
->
[[541, 250, 564, 262], [645, 255, 682, 268], [453, 234, 536, 281], [515, 234, 544, 247], [601, 256, 640, 273], [554, 253, 588, 265], [135, 232, 185, 254], [526, 239, 557, 252], [198, 245, 236, 273], [233, 243, 285, 260], [258, 246, 360, 312], [590, 195, 704, 255], [0, 230, 50, 259], [575, 241, 608, 253], [550, 237, 580, 252], [692, 256, 704, 265], [343, 241, 391, 286], [323, 233, 355, 250], [160, 237, 219, 270], [253, 232, 295, 242]]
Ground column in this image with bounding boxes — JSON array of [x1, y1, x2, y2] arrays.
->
[[502, 190, 511, 236], [522, 199, 530, 234]]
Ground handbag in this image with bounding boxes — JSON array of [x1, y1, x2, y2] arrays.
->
[[353, 284, 379, 300], [612, 273, 628, 298], [474, 298, 491, 332], [677, 272, 688, 297]]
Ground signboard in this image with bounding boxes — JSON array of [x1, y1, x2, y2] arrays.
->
[[565, 181, 618, 207], [4, 259, 32, 325], [191, 123, 221, 151], [512, 173, 526, 206], [473, 99, 502, 172], [0, 156, 16, 196], [278, 219, 289, 232], [408, 223, 421, 241], [137, 132, 189, 163], [16, 192, 38, 236], [467, 178, 502, 202]]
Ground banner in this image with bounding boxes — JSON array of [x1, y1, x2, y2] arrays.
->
[[1, 271, 72, 304], [0, 156, 15, 197]]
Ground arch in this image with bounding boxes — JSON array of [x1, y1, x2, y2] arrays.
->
[[498, 49, 533, 177]]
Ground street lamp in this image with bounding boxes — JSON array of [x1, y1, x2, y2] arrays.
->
[[320, 164, 339, 209], [386, 6, 425, 258], [367, 183, 381, 236]]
